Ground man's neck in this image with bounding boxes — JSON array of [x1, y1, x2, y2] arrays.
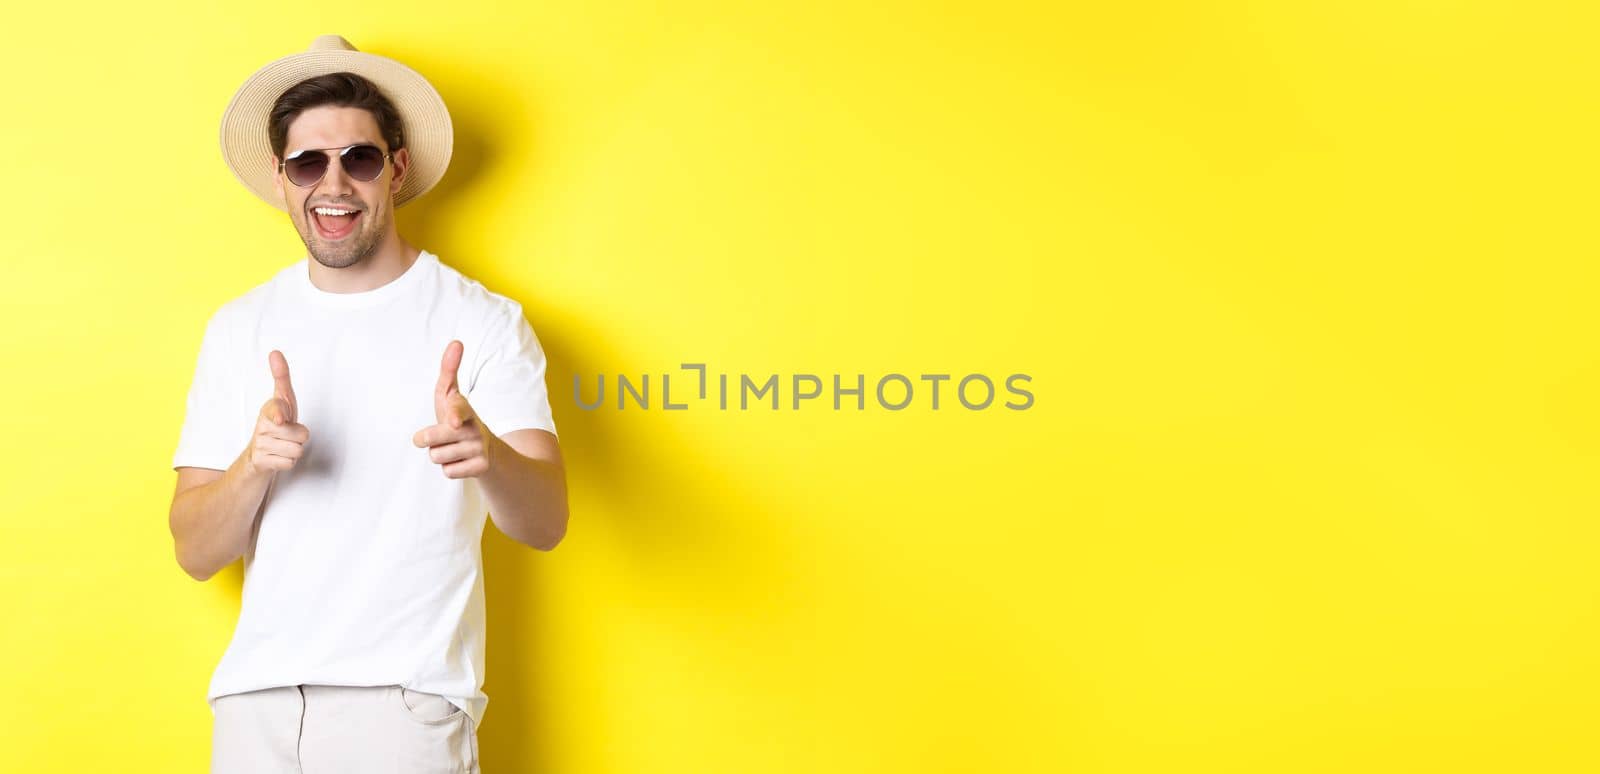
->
[[306, 232, 421, 294]]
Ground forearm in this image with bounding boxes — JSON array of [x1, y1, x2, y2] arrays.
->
[[479, 434, 569, 550], [169, 447, 275, 581]]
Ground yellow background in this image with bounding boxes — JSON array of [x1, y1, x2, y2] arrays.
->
[[2, 1, 1596, 772]]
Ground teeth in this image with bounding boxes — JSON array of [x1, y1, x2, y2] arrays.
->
[[314, 207, 358, 216]]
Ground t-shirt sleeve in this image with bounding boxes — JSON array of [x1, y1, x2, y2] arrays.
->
[[171, 309, 245, 471], [466, 303, 559, 439]]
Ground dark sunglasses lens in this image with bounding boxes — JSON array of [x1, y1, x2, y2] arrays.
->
[[285, 153, 328, 186], [343, 145, 386, 181]]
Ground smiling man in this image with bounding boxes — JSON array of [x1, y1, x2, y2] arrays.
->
[[169, 35, 567, 774]]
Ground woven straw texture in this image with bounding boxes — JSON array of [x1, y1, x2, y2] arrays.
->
[[219, 35, 453, 211]]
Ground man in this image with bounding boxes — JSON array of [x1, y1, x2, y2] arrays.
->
[[169, 35, 568, 774]]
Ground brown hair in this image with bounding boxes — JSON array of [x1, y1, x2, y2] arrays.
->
[[268, 72, 405, 160]]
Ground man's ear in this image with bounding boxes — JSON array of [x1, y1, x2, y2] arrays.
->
[[390, 147, 410, 196], [270, 155, 285, 206]]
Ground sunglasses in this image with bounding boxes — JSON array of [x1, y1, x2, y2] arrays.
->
[[278, 143, 392, 187]]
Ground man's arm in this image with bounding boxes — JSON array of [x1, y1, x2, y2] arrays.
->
[[170, 354, 309, 581], [478, 428, 568, 551], [169, 447, 274, 581]]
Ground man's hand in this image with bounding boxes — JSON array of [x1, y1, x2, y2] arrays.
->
[[246, 349, 311, 478], [412, 340, 493, 479]]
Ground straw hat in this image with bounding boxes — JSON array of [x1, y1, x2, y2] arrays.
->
[[219, 34, 453, 211]]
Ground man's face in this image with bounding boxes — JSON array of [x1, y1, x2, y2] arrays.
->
[[271, 105, 410, 269]]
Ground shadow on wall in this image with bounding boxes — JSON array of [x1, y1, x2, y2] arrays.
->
[[470, 320, 807, 772], [212, 72, 801, 773]]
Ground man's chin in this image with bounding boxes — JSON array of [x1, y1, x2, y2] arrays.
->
[[308, 247, 363, 269], [303, 234, 372, 267]]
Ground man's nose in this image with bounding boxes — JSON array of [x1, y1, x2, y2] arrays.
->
[[316, 156, 357, 197]]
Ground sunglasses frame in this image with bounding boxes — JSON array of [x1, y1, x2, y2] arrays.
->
[[278, 143, 393, 187]]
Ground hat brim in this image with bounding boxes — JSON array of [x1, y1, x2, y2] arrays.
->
[[220, 49, 452, 211]]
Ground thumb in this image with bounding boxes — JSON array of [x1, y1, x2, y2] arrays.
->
[[434, 340, 464, 421], [269, 349, 297, 424], [266, 396, 290, 426]]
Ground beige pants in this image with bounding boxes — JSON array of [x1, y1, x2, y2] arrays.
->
[[211, 684, 479, 773]]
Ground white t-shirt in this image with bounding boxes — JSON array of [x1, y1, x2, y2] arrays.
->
[[171, 249, 558, 729]]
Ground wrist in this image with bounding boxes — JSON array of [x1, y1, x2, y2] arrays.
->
[[236, 447, 271, 483], [483, 429, 507, 477]]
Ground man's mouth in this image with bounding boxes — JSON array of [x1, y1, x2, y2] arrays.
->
[[311, 205, 362, 240]]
